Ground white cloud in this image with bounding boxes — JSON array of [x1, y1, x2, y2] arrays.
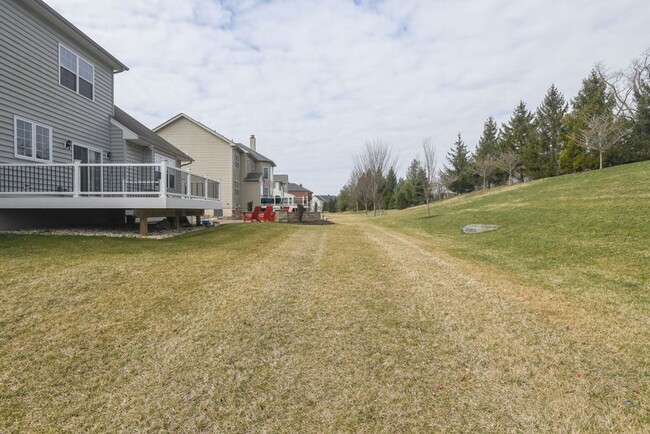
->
[[46, 0, 650, 194]]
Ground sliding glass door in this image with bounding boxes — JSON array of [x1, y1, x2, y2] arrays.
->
[[73, 145, 102, 192]]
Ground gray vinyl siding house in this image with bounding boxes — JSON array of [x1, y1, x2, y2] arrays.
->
[[0, 0, 122, 165], [0, 0, 220, 232]]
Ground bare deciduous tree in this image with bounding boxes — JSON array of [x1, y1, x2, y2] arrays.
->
[[472, 155, 497, 190], [575, 114, 626, 169], [421, 138, 437, 217], [433, 169, 459, 200], [596, 50, 650, 119], [352, 139, 397, 216], [496, 150, 521, 186]]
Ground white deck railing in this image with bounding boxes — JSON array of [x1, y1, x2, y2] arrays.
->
[[0, 161, 220, 201]]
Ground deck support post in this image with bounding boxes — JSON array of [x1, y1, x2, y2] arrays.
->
[[139, 216, 148, 236]]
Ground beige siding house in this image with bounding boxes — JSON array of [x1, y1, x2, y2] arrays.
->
[[154, 114, 276, 217]]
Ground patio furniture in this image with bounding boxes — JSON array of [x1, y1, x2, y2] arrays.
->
[[243, 206, 262, 222], [259, 206, 276, 222]]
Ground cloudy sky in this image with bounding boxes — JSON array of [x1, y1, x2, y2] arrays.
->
[[48, 0, 650, 194]]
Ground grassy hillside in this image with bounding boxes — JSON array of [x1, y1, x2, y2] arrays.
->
[[374, 161, 650, 308]]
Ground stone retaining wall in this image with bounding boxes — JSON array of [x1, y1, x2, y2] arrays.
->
[[275, 210, 322, 223]]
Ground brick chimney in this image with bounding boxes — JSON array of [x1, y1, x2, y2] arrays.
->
[[250, 134, 256, 151]]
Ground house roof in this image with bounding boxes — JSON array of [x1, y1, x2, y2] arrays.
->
[[315, 195, 337, 202], [23, 0, 128, 73], [288, 182, 312, 193], [244, 172, 263, 181], [112, 106, 192, 162], [234, 143, 275, 166], [154, 113, 276, 166], [274, 174, 289, 184]]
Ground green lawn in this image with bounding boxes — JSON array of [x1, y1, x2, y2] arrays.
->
[[374, 161, 650, 308], [0, 162, 648, 432]]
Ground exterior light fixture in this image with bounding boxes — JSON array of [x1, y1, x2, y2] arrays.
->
[[65, 140, 72, 148]]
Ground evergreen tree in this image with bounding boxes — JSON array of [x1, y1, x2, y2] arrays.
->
[[560, 71, 613, 173], [622, 79, 650, 163], [475, 115, 503, 184], [533, 84, 568, 178], [476, 116, 500, 158], [499, 101, 536, 180], [337, 184, 352, 212], [381, 167, 398, 209], [405, 159, 427, 205], [392, 178, 412, 209], [444, 133, 474, 193]]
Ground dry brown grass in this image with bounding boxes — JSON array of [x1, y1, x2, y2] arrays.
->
[[0, 216, 648, 432]]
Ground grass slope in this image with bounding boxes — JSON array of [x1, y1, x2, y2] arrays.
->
[[375, 161, 650, 308]]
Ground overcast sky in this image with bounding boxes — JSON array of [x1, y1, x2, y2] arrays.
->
[[48, 0, 650, 194]]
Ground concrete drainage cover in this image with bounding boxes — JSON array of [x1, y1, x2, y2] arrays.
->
[[462, 224, 499, 234]]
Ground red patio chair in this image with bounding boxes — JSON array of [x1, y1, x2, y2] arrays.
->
[[243, 206, 262, 222], [259, 205, 276, 222]]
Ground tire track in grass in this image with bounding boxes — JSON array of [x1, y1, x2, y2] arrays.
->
[[354, 218, 648, 432]]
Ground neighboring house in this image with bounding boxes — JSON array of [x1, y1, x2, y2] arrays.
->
[[287, 183, 313, 207], [311, 194, 337, 212], [271, 174, 295, 206], [154, 114, 276, 217], [0, 0, 220, 233]]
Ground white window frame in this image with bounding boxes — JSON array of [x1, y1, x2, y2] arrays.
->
[[14, 115, 53, 163], [263, 167, 269, 179], [234, 153, 240, 168], [234, 180, 240, 197], [59, 43, 95, 101]]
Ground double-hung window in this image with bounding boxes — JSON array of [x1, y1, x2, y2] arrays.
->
[[234, 153, 240, 168], [234, 180, 241, 197], [59, 44, 94, 100], [14, 116, 52, 162]]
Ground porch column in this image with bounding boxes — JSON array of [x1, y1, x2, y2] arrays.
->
[[72, 160, 81, 198], [204, 177, 209, 199], [159, 160, 167, 198]]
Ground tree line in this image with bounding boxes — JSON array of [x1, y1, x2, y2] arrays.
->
[[338, 50, 650, 213]]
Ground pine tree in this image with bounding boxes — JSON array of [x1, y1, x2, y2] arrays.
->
[[623, 80, 650, 163], [533, 84, 568, 177], [392, 178, 413, 209], [560, 70, 612, 173], [476, 116, 500, 158], [381, 167, 398, 209], [406, 159, 427, 205], [499, 101, 536, 180], [476, 115, 503, 184], [444, 133, 474, 193]]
